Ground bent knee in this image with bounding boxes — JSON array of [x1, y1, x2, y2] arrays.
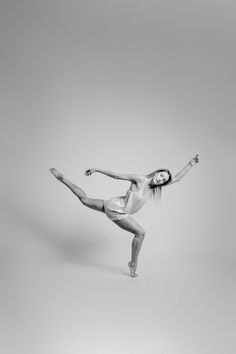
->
[[80, 197, 89, 206], [136, 230, 146, 240]]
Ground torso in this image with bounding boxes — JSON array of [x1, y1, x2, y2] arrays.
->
[[105, 176, 153, 216], [129, 176, 151, 194]]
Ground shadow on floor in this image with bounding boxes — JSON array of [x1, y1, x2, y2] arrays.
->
[[0, 202, 127, 276]]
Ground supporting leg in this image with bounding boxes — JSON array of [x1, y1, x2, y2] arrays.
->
[[128, 232, 145, 277], [131, 233, 145, 267], [112, 216, 146, 277]]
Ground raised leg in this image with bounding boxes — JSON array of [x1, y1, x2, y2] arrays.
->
[[112, 216, 146, 277], [49, 168, 105, 213]]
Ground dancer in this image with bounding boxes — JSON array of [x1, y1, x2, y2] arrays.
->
[[49, 155, 199, 277]]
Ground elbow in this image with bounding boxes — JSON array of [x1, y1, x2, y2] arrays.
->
[[172, 177, 180, 184]]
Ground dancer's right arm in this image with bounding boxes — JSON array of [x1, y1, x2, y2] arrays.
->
[[85, 168, 143, 183]]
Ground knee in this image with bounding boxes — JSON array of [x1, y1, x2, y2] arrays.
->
[[136, 230, 146, 240], [80, 197, 89, 206]]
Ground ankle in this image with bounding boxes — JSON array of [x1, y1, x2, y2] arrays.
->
[[58, 175, 65, 182]]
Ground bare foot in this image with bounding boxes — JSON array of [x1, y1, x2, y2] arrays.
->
[[49, 168, 64, 181], [128, 261, 138, 277]]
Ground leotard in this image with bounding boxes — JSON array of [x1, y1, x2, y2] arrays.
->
[[104, 181, 152, 221]]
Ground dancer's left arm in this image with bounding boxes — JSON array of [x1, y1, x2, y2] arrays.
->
[[169, 154, 199, 185], [85, 168, 144, 183]]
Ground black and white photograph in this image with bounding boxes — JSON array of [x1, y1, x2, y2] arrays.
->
[[1, 1, 235, 353]]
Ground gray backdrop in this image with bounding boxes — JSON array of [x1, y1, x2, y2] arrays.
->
[[1, 1, 235, 354]]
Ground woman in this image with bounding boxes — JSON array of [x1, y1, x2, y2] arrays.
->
[[49, 154, 199, 277]]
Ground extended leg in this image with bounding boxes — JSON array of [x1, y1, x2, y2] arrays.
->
[[50, 168, 87, 201], [112, 216, 146, 277], [49, 168, 105, 212]]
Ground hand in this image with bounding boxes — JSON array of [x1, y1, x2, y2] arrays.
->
[[190, 154, 199, 167], [84, 168, 96, 176]]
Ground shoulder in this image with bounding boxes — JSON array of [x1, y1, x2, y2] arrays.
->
[[131, 174, 147, 184], [129, 175, 147, 190]]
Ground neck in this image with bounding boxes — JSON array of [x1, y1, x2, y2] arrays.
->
[[148, 180, 157, 188]]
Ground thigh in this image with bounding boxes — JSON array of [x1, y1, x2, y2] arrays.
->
[[112, 216, 145, 235], [84, 198, 105, 213]]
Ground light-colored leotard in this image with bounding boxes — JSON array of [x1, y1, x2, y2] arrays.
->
[[104, 181, 152, 221]]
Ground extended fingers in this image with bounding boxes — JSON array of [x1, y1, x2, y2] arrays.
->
[[85, 168, 94, 176], [193, 154, 199, 164]]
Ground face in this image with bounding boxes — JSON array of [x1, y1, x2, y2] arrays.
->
[[152, 171, 170, 185]]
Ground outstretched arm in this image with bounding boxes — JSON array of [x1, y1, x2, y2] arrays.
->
[[169, 154, 199, 184], [84, 168, 143, 183]]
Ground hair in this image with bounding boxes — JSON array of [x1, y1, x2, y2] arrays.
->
[[147, 168, 172, 204]]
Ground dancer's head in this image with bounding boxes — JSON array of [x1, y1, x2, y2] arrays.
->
[[147, 168, 172, 187], [146, 168, 172, 203]]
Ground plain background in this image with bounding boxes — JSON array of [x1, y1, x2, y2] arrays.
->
[[0, 1, 235, 353]]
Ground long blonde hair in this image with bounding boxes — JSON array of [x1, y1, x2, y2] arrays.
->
[[152, 186, 162, 204]]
